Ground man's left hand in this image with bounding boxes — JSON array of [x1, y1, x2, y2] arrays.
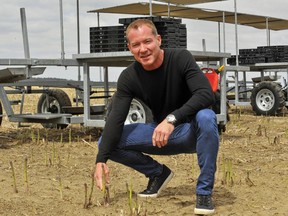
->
[[152, 119, 174, 148]]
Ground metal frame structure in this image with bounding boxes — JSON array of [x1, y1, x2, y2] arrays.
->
[[230, 63, 288, 107], [73, 50, 232, 127], [89, 1, 288, 109], [0, 50, 231, 128], [1, 1, 287, 128]]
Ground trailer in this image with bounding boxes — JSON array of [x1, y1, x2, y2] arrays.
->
[[0, 2, 234, 130], [0, 67, 108, 128], [227, 62, 288, 116], [0, 50, 231, 131]]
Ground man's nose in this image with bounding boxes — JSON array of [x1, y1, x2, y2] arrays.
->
[[139, 43, 147, 52]]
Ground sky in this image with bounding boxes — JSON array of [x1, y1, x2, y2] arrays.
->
[[0, 0, 288, 81]]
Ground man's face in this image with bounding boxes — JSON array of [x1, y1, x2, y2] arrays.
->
[[127, 25, 162, 71]]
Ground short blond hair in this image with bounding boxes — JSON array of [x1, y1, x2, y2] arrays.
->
[[126, 19, 158, 42]]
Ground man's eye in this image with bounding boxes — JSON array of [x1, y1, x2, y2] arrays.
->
[[131, 43, 139, 48]]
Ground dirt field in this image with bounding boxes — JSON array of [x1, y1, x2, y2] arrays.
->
[[0, 91, 288, 215]]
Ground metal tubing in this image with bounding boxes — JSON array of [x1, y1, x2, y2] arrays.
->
[[0, 86, 14, 117], [234, 0, 239, 66], [97, 12, 103, 82], [266, 17, 270, 46], [20, 8, 30, 59], [59, 0, 65, 59], [219, 58, 227, 123], [83, 62, 90, 125], [77, 0, 81, 81], [103, 66, 109, 105], [222, 11, 226, 52], [218, 22, 221, 52], [20, 8, 33, 79]]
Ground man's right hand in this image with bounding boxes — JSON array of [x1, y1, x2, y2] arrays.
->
[[94, 162, 110, 190]]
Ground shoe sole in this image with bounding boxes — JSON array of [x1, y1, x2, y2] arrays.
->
[[194, 207, 215, 215], [137, 171, 174, 198]]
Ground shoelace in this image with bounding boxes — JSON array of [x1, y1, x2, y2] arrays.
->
[[197, 196, 211, 206], [146, 176, 160, 191]]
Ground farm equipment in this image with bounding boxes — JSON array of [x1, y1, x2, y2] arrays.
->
[[227, 46, 288, 116], [0, 5, 229, 130], [228, 63, 288, 116], [202, 65, 230, 133], [0, 66, 163, 128], [250, 74, 286, 116], [0, 67, 108, 128]]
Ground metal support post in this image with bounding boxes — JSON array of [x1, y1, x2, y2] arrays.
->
[[83, 62, 90, 125], [59, 0, 65, 59], [222, 11, 226, 52], [0, 87, 14, 117], [20, 8, 30, 59], [20, 8, 32, 79], [234, 71, 239, 104], [266, 17, 271, 46], [219, 58, 227, 124], [77, 0, 81, 80], [103, 66, 109, 105], [234, 0, 239, 66], [97, 12, 103, 82]]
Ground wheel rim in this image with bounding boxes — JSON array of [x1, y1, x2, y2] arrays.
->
[[125, 99, 146, 124], [41, 98, 61, 113], [255, 89, 275, 111]]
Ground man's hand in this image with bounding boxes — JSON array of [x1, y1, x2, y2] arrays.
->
[[152, 119, 174, 148], [94, 162, 110, 190]]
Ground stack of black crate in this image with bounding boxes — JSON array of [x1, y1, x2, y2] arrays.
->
[[256, 46, 275, 63], [90, 26, 127, 53], [119, 16, 187, 49], [227, 45, 288, 65], [90, 16, 187, 53], [258, 45, 288, 62]]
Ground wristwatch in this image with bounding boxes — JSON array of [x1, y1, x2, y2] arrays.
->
[[166, 114, 177, 125]]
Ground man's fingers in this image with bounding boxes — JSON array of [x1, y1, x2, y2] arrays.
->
[[152, 131, 168, 148], [103, 164, 110, 184], [94, 170, 103, 190], [94, 163, 110, 190]]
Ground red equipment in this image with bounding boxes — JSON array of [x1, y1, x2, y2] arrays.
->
[[202, 65, 224, 92]]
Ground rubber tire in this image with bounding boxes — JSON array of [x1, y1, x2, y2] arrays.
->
[[37, 89, 71, 129], [106, 94, 153, 124], [126, 98, 153, 124], [0, 100, 2, 126], [250, 81, 285, 116]]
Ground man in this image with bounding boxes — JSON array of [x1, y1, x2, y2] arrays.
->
[[94, 19, 219, 215]]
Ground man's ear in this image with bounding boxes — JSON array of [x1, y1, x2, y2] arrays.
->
[[127, 43, 131, 51], [157, 35, 162, 47]]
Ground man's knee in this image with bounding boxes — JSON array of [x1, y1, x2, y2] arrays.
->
[[197, 109, 216, 121], [195, 109, 217, 129]]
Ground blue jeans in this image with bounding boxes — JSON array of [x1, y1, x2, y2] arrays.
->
[[99, 108, 219, 195]]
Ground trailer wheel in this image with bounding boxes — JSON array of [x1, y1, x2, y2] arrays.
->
[[126, 98, 153, 124], [0, 100, 3, 126], [250, 81, 285, 115], [37, 89, 71, 129], [106, 94, 153, 124]]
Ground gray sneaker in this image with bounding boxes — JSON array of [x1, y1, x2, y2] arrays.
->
[[137, 165, 174, 198], [194, 194, 215, 215]]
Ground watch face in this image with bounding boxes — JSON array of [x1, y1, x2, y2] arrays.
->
[[167, 114, 176, 124]]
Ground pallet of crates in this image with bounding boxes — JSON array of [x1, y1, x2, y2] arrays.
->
[[90, 25, 127, 53]]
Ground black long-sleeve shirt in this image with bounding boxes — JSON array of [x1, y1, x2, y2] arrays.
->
[[96, 48, 215, 163]]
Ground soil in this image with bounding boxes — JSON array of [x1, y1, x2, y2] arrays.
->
[[0, 92, 288, 215]]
